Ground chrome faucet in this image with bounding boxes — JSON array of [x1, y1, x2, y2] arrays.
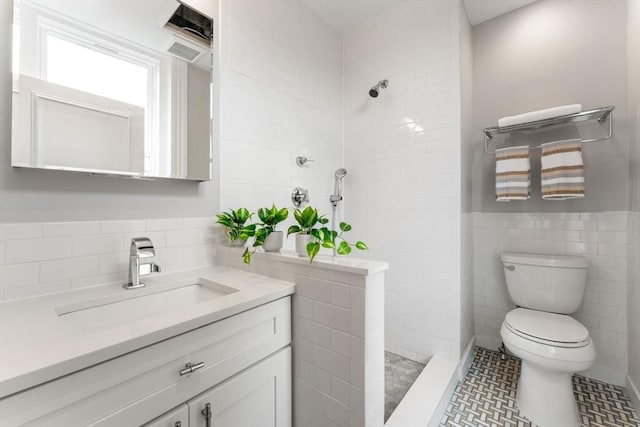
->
[[123, 237, 161, 290]]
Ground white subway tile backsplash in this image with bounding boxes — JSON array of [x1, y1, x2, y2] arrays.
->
[[0, 217, 216, 301], [98, 253, 129, 275], [40, 256, 100, 282], [146, 218, 184, 231], [0, 263, 39, 288], [0, 223, 42, 240], [73, 234, 123, 257], [99, 220, 146, 234], [43, 222, 100, 237], [6, 237, 73, 264]]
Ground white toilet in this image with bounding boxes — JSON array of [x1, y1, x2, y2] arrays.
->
[[499, 252, 596, 427]]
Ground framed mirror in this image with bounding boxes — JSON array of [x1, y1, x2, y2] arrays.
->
[[11, 0, 213, 181]]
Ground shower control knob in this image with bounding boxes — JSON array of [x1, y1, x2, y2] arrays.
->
[[295, 156, 314, 167], [291, 187, 309, 208]]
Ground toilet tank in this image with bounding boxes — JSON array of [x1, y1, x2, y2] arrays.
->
[[501, 252, 589, 314]]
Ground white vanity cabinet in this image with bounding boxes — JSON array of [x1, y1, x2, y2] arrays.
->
[[188, 347, 291, 427], [144, 405, 189, 427], [0, 297, 292, 427]]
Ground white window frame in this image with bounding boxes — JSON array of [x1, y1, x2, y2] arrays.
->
[[35, 16, 163, 175]]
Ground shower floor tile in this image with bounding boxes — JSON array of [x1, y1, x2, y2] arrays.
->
[[385, 351, 427, 422], [440, 347, 640, 427]]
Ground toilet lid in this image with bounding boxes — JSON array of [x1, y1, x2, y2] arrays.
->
[[505, 308, 590, 346]]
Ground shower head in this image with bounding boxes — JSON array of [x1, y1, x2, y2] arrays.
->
[[335, 168, 348, 179], [369, 79, 389, 98]]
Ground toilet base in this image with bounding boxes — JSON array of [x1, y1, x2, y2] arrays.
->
[[517, 360, 579, 427]]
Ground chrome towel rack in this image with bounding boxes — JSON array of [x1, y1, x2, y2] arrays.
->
[[482, 106, 615, 154]]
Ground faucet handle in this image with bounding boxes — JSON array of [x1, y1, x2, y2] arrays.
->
[[139, 262, 161, 276], [130, 237, 155, 258]]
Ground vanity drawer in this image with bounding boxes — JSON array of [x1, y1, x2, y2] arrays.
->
[[0, 297, 291, 427]]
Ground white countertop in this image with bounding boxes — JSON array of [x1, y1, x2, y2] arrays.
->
[[218, 247, 390, 276], [0, 265, 295, 399]]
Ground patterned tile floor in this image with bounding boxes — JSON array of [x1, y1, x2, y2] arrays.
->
[[385, 351, 427, 422], [440, 348, 640, 427]]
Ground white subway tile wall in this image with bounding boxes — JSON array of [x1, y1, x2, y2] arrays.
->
[[0, 218, 219, 301], [344, 0, 463, 362], [218, 0, 344, 252], [473, 211, 628, 386], [217, 248, 386, 427]]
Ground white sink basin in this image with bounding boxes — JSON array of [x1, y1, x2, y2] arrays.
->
[[56, 279, 238, 326]]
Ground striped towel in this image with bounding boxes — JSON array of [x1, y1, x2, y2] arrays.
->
[[495, 146, 530, 201], [541, 139, 585, 200]]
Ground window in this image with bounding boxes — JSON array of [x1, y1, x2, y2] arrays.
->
[[44, 33, 148, 108]]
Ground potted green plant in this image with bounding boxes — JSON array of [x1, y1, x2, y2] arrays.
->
[[287, 206, 368, 263], [254, 204, 289, 253], [287, 206, 329, 257], [215, 208, 256, 247]]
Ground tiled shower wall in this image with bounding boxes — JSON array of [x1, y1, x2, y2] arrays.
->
[[0, 218, 218, 301], [344, 0, 464, 363], [218, 0, 343, 252], [473, 211, 628, 386]]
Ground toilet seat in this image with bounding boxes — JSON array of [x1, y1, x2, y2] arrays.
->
[[504, 308, 590, 348]]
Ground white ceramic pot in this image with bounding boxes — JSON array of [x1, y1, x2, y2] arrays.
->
[[263, 231, 284, 252], [295, 234, 314, 257], [229, 237, 246, 248]]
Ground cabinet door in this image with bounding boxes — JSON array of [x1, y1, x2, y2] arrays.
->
[[189, 347, 291, 427], [143, 404, 188, 427]]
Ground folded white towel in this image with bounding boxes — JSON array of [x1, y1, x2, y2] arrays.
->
[[541, 139, 585, 200], [496, 145, 530, 202], [498, 104, 582, 128]]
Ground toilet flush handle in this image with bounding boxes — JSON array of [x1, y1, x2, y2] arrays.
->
[[504, 264, 515, 271]]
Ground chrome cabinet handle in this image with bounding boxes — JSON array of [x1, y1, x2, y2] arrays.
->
[[504, 265, 515, 271], [179, 361, 205, 376], [201, 403, 212, 427], [174, 422, 181, 427]]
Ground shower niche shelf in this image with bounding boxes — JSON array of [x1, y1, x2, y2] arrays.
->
[[482, 105, 615, 154]]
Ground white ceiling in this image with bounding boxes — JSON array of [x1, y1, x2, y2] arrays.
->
[[463, 0, 538, 26], [299, 0, 407, 35], [301, 0, 538, 35]]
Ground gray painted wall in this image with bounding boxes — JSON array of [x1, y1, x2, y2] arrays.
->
[[472, 0, 629, 213], [630, 0, 640, 214], [0, 1, 220, 222]]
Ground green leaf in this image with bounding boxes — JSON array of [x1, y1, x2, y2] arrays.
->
[[276, 207, 289, 223], [306, 242, 320, 263], [253, 227, 269, 246], [321, 241, 334, 249], [239, 224, 256, 240], [318, 217, 329, 225], [355, 241, 368, 250], [215, 215, 233, 228], [242, 248, 251, 265], [234, 208, 251, 224], [287, 225, 301, 236], [337, 241, 351, 255], [311, 228, 323, 241], [339, 222, 352, 232]]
